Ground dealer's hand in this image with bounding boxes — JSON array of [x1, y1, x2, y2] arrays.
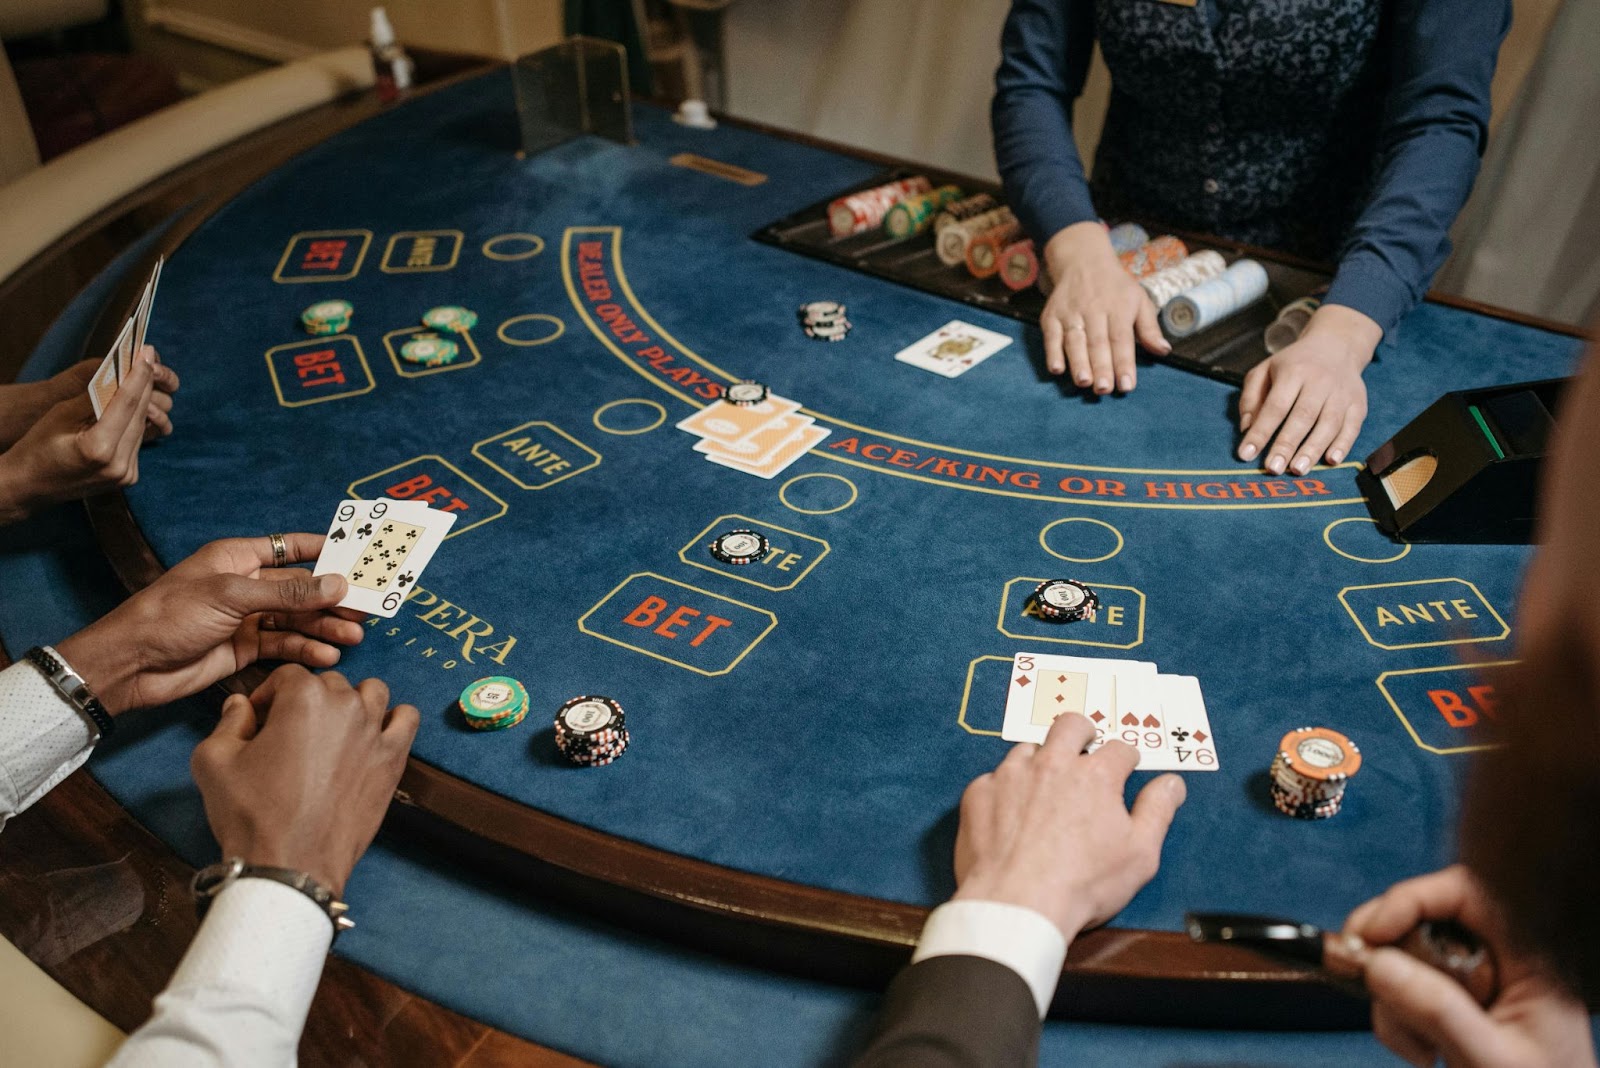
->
[[1040, 222, 1171, 396], [192, 666, 418, 895], [951, 712, 1186, 941], [56, 533, 364, 714], [1345, 865, 1598, 1068], [1236, 305, 1378, 475]]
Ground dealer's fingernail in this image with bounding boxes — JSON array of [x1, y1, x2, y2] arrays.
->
[[1291, 456, 1309, 475], [1117, 374, 1133, 392], [1239, 443, 1258, 461], [1328, 449, 1345, 464], [1095, 378, 1110, 393], [1266, 455, 1286, 475]]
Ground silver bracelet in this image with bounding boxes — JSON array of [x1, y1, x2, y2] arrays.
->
[[24, 645, 114, 740], [191, 857, 353, 940]]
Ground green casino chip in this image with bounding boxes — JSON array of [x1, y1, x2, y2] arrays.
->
[[399, 336, 460, 366], [422, 305, 478, 334], [460, 676, 530, 730], [301, 299, 353, 335]]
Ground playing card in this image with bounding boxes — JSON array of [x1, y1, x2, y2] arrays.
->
[[87, 348, 120, 420], [132, 256, 164, 357], [314, 498, 427, 578], [676, 394, 803, 446], [894, 320, 1013, 379], [701, 423, 830, 479], [327, 506, 456, 617], [1001, 651, 1116, 744], [1139, 675, 1219, 772], [693, 411, 814, 465]]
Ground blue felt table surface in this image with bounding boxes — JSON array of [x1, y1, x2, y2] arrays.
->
[[3, 72, 1595, 1065]]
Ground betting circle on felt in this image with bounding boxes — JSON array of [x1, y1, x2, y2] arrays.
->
[[89, 71, 1585, 1029]]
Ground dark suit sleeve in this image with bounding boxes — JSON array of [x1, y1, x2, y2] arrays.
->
[[853, 956, 1042, 1068]]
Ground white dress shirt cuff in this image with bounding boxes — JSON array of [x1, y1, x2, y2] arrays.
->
[[109, 878, 334, 1067], [911, 900, 1067, 1018], [0, 660, 95, 828]]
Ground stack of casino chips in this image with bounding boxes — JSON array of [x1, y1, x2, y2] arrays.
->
[[883, 185, 963, 240], [725, 379, 770, 405], [798, 301, 850, 342], [998, 239, 1039, 292], [554, 695, 630, 767], [933, 193, 998, 234], [936, 206, 1015, 267], [709, 529, 769, 565], [1161, 259, 1269, 338], [399, 334, 460, 367], [1119, 235, 1189, 279], [1140, 250, 1228, 310], [1105, 222, 1149, 256], [421, 305, 478, 334], [1031, 579, 1099, 623], [827, 176, 932, 239], [301, 299, 353, 336], [965, 217, 1023, 278], [459, 676, 530, 732], [1264, 293, 1324, 353], [1270, 727, 1361, 819]]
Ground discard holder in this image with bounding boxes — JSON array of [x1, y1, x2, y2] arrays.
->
[[513, 36, 634, 157], [1356, 378, 1568, 543]]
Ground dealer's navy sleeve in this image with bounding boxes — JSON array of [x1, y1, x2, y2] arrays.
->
[[1325, 0, 1511, 335], [991, 0, 1099, 247]]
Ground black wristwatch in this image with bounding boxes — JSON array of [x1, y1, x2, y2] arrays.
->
[[191, 858, 354, 940], [24, 645, 114, 740]]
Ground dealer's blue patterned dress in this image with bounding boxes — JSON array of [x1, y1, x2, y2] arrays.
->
[[1090, 0, 1381, 261], [993, 0, 1510, 333]]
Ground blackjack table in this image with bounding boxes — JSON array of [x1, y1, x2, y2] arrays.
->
[[6, 65, 1597, 1066]]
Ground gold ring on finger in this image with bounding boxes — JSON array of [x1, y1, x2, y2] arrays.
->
[[269, 533, 288, 568]]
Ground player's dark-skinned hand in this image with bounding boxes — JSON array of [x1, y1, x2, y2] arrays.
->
[[1237, 305, 1378, 475], [0, 351, 180, 451], [951, 712, 1186, 942], [55, 533, 365, 715], [1345, 865, 1598, 1068], [191, 665, 419, 896], [1040, 221, 1171, 395], [0, 351, 181, 525]]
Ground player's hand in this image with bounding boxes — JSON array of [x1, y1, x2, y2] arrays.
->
[[55, 533, 365, 714], [1040, 222, 1171, 395], [0, 352, 163, 524], [0, 352, 179, 452], [950, 712, 1186, 941], [192, 665, 419, 895], [1345, 865, 1598, 1068], [1236, 305, 1378, 475]]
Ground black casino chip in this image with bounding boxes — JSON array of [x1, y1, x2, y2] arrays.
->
[[709, 529, 769, 565], [724, 380, 769, 406], [1031, 579, 1099, 623]]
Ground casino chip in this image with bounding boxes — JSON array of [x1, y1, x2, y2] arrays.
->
[[709, 529, 769, 565], [459, 676, 530, 732], [798, 301, 851, 342], [554, 695, 630, 767], [1269, 727, 1361, 819], [301, 299, 353, 336], [399, 335, 460, 367], [421, 305, 478, 334], [724, 380, 769, 406], [1031, 579, 1099, 623]]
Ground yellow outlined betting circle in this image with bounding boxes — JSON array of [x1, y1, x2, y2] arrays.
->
[[497, 314, 565, 347], [482, 233, 545, 261], [1039, 517, 1125, 564], [1324, 517, 1412, 564], [592, 398, 667, 436], [779, 473, 858, 515]]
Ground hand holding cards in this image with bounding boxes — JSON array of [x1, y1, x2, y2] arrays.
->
[[313, 498, 456, 617], [1001, 651, 1218, 771], [89, 256, 164, 420]]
